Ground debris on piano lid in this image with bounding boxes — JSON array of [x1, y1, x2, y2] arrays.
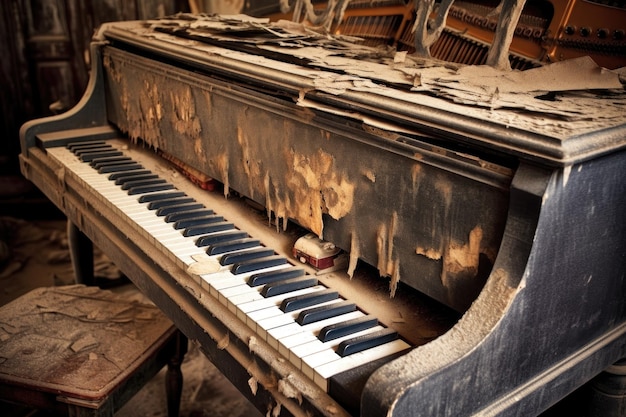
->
[[293, 233, 348, 274]]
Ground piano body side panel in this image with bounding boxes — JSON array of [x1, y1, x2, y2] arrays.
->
[[101, 46, 511, 312], [363, 151, 626, 416], [19, 41, 110, 154]]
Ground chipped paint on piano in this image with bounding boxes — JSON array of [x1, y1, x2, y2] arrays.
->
[[19, 13, 626, 417], [101, 17, 516, 312]]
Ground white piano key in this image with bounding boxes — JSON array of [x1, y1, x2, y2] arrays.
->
[[287, 324, 386, 371], [312, 339, 411, 390], [271, 308, 363, 366], [244, 305, 283, 324], [241, 286, 326, 340], [236, 285, 323, 315], [278, 310, 363, 352]]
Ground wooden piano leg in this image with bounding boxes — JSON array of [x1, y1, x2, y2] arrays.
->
[[67, 220, 94, 285], [166, 332, 188, 417]]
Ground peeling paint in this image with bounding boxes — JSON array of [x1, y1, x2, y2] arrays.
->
[[187, 257, 220, 275], [347, 232, 360, 278], [325, 405, 339, 414], [211, 152, 230, 197], [277, 378, 303, 404], [362, 168, 376, 182], [441, 226, 484, 288], [248, 376, 258, 395], [237, 125, 261, 197], [376, 225, 388, 276], [269, 402, 281, 417], [267, 171, 290, 233], [217, 332, 229, 349], [170, 84, 201, 136], [416, 247, 442, 260], [411, 164, 422, 191], [248, 335, 257, 352], [264, 171, 273, 226], [389, 258, 401, 297], [376, 212, 400, 296], [282, 148, 355, 237], [435, 177, 452, 205]]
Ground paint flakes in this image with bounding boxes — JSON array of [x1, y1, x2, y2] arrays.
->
[[441, 226, 484, 288], [283, 148, 355, 237], [187, 258, 221, 275], [362, 168, 376, 182], [375, 212, 401, 296], [217, 333, 229, 350], [416, 247, 442, 260], [248, 376, 258, 395], [277, 378, 303, 404], [212, 152, 230, 197], [347, 232, 360, 278]]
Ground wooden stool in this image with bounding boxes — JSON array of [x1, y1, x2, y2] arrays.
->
[[0, 285, 187, 417]]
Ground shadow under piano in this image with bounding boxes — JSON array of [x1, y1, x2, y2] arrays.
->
[[17, 6, 626, 417]]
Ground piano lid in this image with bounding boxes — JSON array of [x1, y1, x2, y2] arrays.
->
[[99, 14, 626, 167]]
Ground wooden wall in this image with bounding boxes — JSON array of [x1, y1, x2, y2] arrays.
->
[[0, 0, 189, 173]]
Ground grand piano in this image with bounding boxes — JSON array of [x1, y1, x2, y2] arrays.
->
[[18, 5, 626, 417]]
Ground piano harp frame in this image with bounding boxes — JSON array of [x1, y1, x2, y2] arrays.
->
[[20, 22, 626, 417]]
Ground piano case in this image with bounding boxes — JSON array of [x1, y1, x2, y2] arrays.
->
[[19, 14, 626, 417]]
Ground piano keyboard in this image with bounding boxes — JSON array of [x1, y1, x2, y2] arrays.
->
[[53, 139, 410, 391]]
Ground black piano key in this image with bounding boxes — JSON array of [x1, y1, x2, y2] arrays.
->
[[230, 256, 287, 275], [67, 140, 107, 151], [318, 315, 378, 342], [80, 151, 123, 162], [73, 145, 113, 155], [195, 231, 248, 247], [114, 173, 158, 185], [260, 276, 318, 298], [183, 221, 234, 237], [92, 159, 135, 169], [248, 268, 305, 287], [99, 163, 143, 174], [220, 248, 275, 266], [173, 215, 224, 230], [279, 289, 339, 312], [296, 301, 356, 325], [127, 182, 173, 195], [90, 155, 129, 166], [121, 178, 167, 191], [206, 238, 260, 255], [147, 197, 195, 210], [164, 208, 215, 223], [155, 203, 204, 216], [336, 328, 399, 357], [109, 169, 152, 181], [138, 191, 186, 203]]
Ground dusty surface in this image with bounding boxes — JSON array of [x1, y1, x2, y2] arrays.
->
[[0, 217, 261, 417]]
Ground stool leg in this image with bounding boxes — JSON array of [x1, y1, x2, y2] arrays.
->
[[166, 332, 188, 417], [67, 220, 94, 285]]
